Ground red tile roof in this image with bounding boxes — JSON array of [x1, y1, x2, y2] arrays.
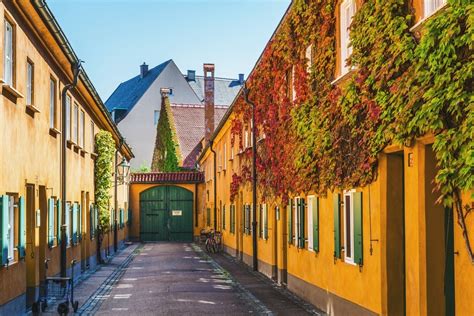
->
[[170, 103, 227, 168], [131, 171, 204, 184]]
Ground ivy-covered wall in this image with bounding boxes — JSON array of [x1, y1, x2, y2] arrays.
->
[[230, 0, 472, 258], [151, 95, 182, 172]]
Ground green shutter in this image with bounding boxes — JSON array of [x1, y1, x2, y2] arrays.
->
[[287, 199, 293, 244], [72, 203, 78, 245], [354, 192, 363, 266], [18, 196, 26, 259], [298, 198, 305, 248], [1, 195, 8, 265], [313, 197, 319, 252], [334, 193, 341, 259], [56, 199, 61, 244], [48, 198, 54, 247]]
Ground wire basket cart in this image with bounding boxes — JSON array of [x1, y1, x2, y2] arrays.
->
[[39, 259, 79, 315]]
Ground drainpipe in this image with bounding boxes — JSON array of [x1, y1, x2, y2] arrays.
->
[[60, 62, 82, 277], [243, 82, 258, 272], [209, 140, 217, 231]]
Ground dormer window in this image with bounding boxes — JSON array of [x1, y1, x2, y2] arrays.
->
[[340, 0, 356, 75], [424, 0, 446, 18]]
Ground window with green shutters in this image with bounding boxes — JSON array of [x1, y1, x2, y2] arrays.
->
[[222, 205, 226, 231], [56, 199, 61, 245], [334, 193, 341, 259], [342, 191, 363, 266], [262, 204, 268, 240], [307, 196, 319, 252], [78, 204, 82, 241], [72, 203, 78, 245], [230, 205, 235, 234], [18, 196, 25, 259], [296, 198, 305, 249], [206, 208, 211, 227], [65, 202, 71, 247], [1, 195, 9, 265], [48, 198, 55, 248]]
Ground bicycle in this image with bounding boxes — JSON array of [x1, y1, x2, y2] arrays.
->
[[205, 230, 222, 253]]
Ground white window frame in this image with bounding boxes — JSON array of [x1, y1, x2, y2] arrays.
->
[[340, 0, 356, 75], [26, 60, 34, 105], [343, 190, 355, 264], [307, 195, 315, 251], [424, 0, 447, 18], [7, 196, 15, 261], [90, 120, 95, 152], [294, 197, 300, 246], [4, 20, 13, 86], [66, 95, 71, 141], [65, 202, 71, 247], [49, 78, 56, 129]]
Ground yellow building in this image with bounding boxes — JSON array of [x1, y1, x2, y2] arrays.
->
[[0, 1, 133, 313], [198, 1, 473, 315]]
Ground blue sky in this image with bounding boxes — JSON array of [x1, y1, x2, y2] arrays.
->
[[47, 0, 291, 101]]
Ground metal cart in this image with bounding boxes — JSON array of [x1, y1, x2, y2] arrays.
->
[[38, 259, 79, 315]]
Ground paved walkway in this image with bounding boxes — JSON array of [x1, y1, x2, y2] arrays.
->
[[39, 242, 323, 315]]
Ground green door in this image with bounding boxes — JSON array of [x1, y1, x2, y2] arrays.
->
[[140, 186, 193, 242]]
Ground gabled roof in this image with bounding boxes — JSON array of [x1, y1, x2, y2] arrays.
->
[[170, 103, 227, 168], [187, 76, 242, 106], [105, 59, 172, 112], [131, 171, 204, 184]]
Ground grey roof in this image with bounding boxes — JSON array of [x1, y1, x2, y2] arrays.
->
[[105, 59, 171, 112], [187, 76, 242, 106]]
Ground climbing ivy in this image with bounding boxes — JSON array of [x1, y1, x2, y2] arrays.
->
[[230, 0, 473, 260], [151, 95, 182, 172], [94, 130, 115, 234]]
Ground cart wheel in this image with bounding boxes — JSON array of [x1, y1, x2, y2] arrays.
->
[[41, 301, 48, 312], [73, 300, 79, 312], [57, 302, 69, 315]]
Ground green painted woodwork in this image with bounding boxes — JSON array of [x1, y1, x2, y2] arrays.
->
[[140, 186, 193, 242], [264, 204, 268, 240], [334, 193, 341, 259], [18, 196, 25, 259], [312, 197, 319, 252], [0, 195, 8, 265], [353, 192, 363, 266], [288, 199, 293, 244], [298, 198, 305, 249], [56, 199, 61, 244], [72, 203, 78, 245]]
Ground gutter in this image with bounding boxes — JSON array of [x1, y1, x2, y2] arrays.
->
[[31, 0, 134, 160]]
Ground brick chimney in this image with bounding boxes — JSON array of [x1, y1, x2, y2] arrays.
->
[[204, 63, 215, 143]]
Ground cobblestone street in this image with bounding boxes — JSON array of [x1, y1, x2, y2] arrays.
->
[[70, 243, 320, 315]]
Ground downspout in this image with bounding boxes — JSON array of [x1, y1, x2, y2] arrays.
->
[[209, 140, 217, 231], [60, 62, 82, 277], [243, 83, 258, 272]]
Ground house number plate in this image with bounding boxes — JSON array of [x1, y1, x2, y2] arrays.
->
[[171, 210, 182, 216]]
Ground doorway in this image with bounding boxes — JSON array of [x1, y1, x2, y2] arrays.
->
[[425, 145, 455, 316], [386, 152, 406, 315]]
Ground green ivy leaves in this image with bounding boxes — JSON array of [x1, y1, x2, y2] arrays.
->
[[95, 130, 115, 233]]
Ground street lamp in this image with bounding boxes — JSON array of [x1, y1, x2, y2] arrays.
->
[[243, 81, 258, 272], [116, 157, 130, 185]]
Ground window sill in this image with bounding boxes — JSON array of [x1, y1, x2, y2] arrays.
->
[[410, 4, 449, 34], [49, 127, 61, 136], [2, 83, 24, 99], [26, 104, 40, 113], [331, 68, 356, 86], [67, 140, 76, 148], [90, 152, 98, 159]]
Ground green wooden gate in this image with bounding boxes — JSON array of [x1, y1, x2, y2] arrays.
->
[[140, 186, 193, 242]]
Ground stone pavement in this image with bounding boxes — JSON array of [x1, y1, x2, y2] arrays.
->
[[40, 242, 324, 315]]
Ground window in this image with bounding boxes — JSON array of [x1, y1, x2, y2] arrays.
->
[[260, 204, 268, 240], [91, 120, 95, 152], [230, 205, 235, 234], [79, 110, 85, 148], [48, 198, 56, 247], [4, 20, 14, 86], [244, 129, 249, 148], [206, 208, 211, 227], [66, 95, 71, 140], [49, 78, 57, 129], [307, 196, 319, 252], [424, 0, 446, 17], [65, 202, 71, 247], [26, 60, 34, 105], [343, 191, 354, 263], [7, 195, 15, 261], [294, 197, 305, 248], [73, 103, 79, 143], [306, 44, 313, 73], [222, 204, 226, 230], [340, 0, 356, 75], [154, 110, 159, 125]]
